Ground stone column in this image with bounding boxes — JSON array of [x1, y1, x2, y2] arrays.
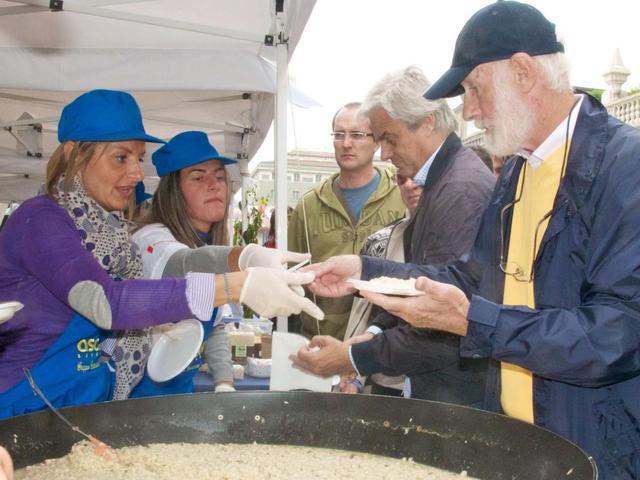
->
[[602, 48, 630, 105]]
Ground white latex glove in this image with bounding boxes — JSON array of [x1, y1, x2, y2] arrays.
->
[[240, 267, 324, 320], [238, 244, 310, 271], [291, 285, 305, 297]]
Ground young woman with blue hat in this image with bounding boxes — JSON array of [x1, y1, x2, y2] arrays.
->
[[0, 91, 323, 418], [130, 131, 242, 396]]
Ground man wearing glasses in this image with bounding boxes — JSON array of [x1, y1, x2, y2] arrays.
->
[[293, 2, 640, 478], [288, 102, 404, 339]]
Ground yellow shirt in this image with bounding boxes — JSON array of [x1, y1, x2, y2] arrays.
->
[[500, 141, 570, 422]]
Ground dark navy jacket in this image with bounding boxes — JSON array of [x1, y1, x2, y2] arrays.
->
[[361, 95, 640, 479]]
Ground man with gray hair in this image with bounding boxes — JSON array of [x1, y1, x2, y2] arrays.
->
[[321, 65, 496, 405], [294, 2, 640, 478]]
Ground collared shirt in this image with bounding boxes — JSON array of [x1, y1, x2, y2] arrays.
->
[[518, 94, 584, 169], [413, 140, 445, 186]]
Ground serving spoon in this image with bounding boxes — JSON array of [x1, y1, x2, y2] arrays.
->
[[23, 368, 116, 460]]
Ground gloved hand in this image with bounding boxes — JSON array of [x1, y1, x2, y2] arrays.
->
[[238, 244, 310, 271], [240, 267, 324, 320]]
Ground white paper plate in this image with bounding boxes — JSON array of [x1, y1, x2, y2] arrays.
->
[[0, 301, 24, 325], [147, 319, 204, 382], [347, 278, 423, 297], [269, 332, 335, 392]]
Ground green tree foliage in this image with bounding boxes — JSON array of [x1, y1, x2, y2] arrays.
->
[[588, 89, 604, 101]]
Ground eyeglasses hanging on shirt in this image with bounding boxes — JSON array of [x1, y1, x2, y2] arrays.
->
[[499, 97, 580, 283], [499, 172, 570, 283]]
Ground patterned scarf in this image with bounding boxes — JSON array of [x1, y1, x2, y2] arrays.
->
[[57, 174, 151, 400]]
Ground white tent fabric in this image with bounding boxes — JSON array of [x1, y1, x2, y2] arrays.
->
[[0, 0, 316, 200]]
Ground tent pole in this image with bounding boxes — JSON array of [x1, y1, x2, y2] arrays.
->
[[241, 170, 250, 242], [274, 11, 289, 332]]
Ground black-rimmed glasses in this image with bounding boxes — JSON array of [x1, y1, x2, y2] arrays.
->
[[330, 131, 375, 142]]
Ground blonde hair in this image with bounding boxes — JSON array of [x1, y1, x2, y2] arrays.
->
[[45, 142, 106, 200], [137, 170, 230, 248]]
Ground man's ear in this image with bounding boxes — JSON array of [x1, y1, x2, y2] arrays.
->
[[62, 141, 75, 161], [509, 52, 537, 94], [420, 112, 435, 136]]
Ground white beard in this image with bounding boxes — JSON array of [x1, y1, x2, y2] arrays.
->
[[477, 67, 534, 157]]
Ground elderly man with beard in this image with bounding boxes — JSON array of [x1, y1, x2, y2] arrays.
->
[[293, 2, 640, 479]]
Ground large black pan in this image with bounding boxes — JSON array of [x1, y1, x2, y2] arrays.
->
[[0, 392, 596, 478]]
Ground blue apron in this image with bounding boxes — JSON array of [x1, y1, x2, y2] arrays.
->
[[0, 313, 115, 419], [130, 309, 217, 398]]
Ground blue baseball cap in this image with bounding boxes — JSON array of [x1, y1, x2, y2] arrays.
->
[[152, 131, 237, 177], [424, 1, 564, 100], [58, 89, 165, 144], [135, 182, 152, 205]]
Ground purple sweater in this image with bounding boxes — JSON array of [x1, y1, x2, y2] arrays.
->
[[0, 196, 195, 392]]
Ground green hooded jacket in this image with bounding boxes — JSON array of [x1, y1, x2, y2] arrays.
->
[[288, 166, 405, 339]]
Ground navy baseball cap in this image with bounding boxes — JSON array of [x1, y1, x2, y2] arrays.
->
[[424, 1, 564, 99], [58, 89, 165, 144], [135, 181, 152, 205], [152, 131, 237, 177]]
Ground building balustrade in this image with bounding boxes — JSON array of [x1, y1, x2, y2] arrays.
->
[[606, 91, 640, 127]]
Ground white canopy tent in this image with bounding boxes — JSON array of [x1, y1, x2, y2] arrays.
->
[[0, 0, 316, 330], [0, 0, 315, 247]]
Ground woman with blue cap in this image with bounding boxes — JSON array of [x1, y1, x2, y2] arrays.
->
[[130, 131, 243, 396], [0, 90, 323, 418]]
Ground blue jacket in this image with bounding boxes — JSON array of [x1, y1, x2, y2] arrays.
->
[[362, 94, 640, 479]]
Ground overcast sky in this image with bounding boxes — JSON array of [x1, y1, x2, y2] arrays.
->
[[251, 0, 640, 165]]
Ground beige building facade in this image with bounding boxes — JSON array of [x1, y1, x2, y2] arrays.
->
[[253, 150, 393, 207]]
